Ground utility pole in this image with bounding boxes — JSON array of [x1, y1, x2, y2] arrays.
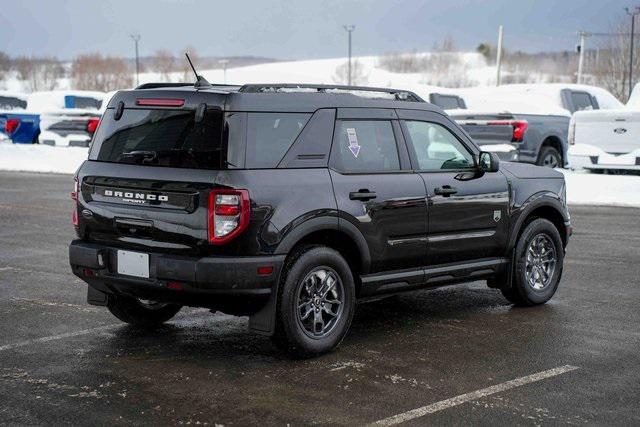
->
[[219, 59, 229, 84], [495, 25, 504, 86], [343, 25, 355, 85], [577, 31, 588, 84], [130, 34, 141, 86], [625, 7, 640, 99]]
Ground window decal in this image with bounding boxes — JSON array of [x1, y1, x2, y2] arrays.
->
[[346, 128, 360, 158]]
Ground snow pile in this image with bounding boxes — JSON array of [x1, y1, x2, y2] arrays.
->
[[561, 170, 640, 207], [0, 142, 87, 174]]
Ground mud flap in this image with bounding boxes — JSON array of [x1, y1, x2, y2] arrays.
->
[[248, 285, 277, 336], [87, 285, 108, 306]]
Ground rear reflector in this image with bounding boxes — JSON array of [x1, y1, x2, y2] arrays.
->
[[257, 266, 274, 276], [208, 189, 250, 245], [5, 118, 20, 134], [72, 176, 79, 227], [82, 268, 94, 277], [167, 281, 184, 291], [136, 98, 185, 107]]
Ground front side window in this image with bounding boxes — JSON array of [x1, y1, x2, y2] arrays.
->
[[331, 120, 400, 172], [245, 113, 310, 168], [404, 121, 474, 171]]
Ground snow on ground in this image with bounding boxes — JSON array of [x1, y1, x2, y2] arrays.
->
[[0, 142, 87, 174], [560, 169, 640, 208], [0, 142, 637, 208]]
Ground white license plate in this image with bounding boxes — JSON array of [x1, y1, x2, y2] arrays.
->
[[117, 250, 149, 278]]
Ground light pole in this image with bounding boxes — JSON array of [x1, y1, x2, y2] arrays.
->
[[219, 59, 229, 84], [625, 7, 640, 99], [576, 31, 591, 84], [343, 25, 355, 85], [130, 34, 141, 86], [495, 25, 504, 86]]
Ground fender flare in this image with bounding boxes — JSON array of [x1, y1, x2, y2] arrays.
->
[[275, 215, 371, 273], [508, 193, 568, 252]]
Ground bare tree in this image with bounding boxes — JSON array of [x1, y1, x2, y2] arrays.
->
[[0, 51, 10, 82], [14, 56, 64, 92], [71, 53, 133, 91], [589, 17, 640, 101], [152, 49, 175, 82], [332, 59, 369, 86]]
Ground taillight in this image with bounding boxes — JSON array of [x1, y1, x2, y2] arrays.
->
[[5, 118, 20, 134], [71, 176, 79, 227], [208, 189, 250, 245], [86, 118, 100, 134], [487, 120, 528, 142], [568, 120, 576, 145]]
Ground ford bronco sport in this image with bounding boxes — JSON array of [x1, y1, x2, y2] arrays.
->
[[69, 81, 571, 357]]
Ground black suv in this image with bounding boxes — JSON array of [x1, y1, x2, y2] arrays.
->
[[69, 83, 571, 357]]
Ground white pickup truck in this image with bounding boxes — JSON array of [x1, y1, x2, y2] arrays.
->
[[569, 84, 640, 173]]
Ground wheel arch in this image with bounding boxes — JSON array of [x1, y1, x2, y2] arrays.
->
[[509, 195, 569, 252], [537, 135, 564, 164]]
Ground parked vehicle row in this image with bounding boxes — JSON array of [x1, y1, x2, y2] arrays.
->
[[0, 90, 107, 147]]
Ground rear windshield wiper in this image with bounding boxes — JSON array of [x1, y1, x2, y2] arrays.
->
[[119, 150, 158, 164]]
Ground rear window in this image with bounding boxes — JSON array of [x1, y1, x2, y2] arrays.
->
[[89, 108, 226, 170], [0, 96, 27, 110], [570, 91, 595, 112], [245, 113, 311, 168]]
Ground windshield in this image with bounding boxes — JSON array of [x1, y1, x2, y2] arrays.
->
[[0, 96, 27, 110], [89, 108, 227, 170]]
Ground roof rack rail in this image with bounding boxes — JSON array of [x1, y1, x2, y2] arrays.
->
[[135, 82, 195, 89], [238, 83, 424, 102]]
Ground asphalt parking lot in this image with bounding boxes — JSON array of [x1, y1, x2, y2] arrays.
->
[[0, 170, 639, 425]]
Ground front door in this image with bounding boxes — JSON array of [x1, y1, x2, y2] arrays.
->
[[399, 111, 510, 266], [329, 113, 427, 273]]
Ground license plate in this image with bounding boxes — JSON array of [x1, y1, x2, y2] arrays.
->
[[117, 250, 149, 278]]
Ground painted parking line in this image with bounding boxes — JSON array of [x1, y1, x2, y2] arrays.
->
[[371, 365, 579, 426], [0, 308, 230, 352], [0, 324, 122, 352]]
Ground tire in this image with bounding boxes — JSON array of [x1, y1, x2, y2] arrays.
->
[[272, 245, 355, 358], [107, 295, 181, 327], [501, 218, 564, 306], [536, 146, 562, 168]]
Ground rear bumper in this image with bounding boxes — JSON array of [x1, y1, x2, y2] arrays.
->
[[69, 240, 284, 310]]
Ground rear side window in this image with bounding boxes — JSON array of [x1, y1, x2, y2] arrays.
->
[[245, 113, 310, 168], [0, 96, 27, 110], [89, 108, 225, 170], [331, 120, 400, 172], [570, 91, 595, 111]]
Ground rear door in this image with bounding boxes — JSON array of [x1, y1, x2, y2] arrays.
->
[[329, 108, 427, 273], [398, 110, 510, 266]]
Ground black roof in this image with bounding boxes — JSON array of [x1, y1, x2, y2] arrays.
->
[[110, 82, 443, 114]]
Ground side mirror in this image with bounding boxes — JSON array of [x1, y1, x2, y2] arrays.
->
[[478, 151, 500, 173]]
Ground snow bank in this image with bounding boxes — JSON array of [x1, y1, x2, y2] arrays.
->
[[0, 142, 87, 174], [561, 170, 640, 208]]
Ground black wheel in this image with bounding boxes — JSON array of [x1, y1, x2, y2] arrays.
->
[[501, 218, 564, 306], [537, 146, 562, 168], [107, 295, 181, 327], [273, 246, 355, 358]]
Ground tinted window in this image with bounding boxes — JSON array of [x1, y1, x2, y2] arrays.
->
[[404, 121, 474, 170], [245, 113, 310, 168], [570, 91, 594, 111], [331, 120, 400, 172], [0, 96, 27, 110], [430, 94, 463, 110], [90, 108, 225, 170]]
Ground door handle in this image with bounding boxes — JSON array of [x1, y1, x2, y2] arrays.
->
[[349, 189, 377, 201], [434, 186, 458, 197]]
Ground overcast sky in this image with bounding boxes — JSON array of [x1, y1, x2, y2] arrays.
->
[[0, 0, 630, 60]]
